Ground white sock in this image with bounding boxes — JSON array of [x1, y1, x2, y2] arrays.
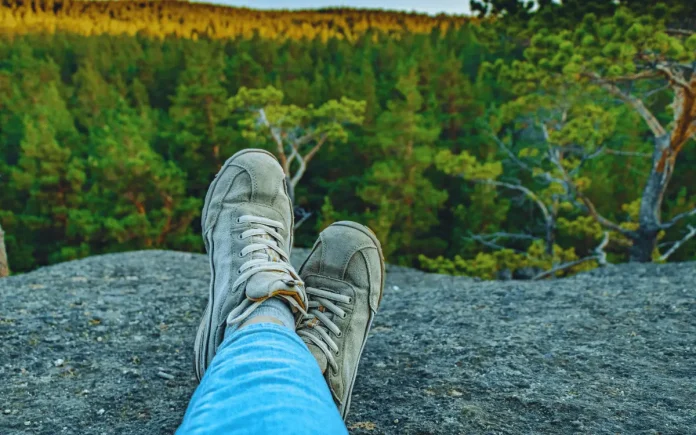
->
[[224, 298, 295, 339]]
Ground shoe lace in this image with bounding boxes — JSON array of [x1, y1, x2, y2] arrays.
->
[[226, 215, 305, 326], [297, 287, 352, 373]]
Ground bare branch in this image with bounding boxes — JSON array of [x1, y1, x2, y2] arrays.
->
[[533, 231, 609, 280], [532, 256, 597, 280], [293, 207, 313, 231], [303, 134, 328, 165], [0, 223, 8, 278], [656, 64, 694, 96], [491, 133, 532, 172], [464, 233, 528, 254], [568, 145, 606, 177], [258, 109, 288, 174], [287, 134, 328, 190], [542, 134, 633, 237], [586, 73, 667, 138], [594, 231, 610, 267], [479, 232, 540, 241], [604, 149, 652, 158], [659, 225, 696, 261], [642, 84, 671, 99], [289, 146, 305, 189], [476, 179, 552, 227], [664, 28, 695, 37], [661, 206, 696, 229], [599, 70, 661, 82], [577, 192, 633, 236]]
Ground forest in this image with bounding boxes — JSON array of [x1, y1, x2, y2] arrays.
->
[[0, 0, 695, 279]]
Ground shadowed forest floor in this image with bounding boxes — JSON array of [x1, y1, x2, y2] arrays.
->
[[1, 250, 694, 434]]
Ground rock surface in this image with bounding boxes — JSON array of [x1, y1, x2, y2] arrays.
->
[[1, 250, 694, 434]]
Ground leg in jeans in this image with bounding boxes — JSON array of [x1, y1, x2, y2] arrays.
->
[[183, 150, 384, 433], [177, 323, 347, 435]]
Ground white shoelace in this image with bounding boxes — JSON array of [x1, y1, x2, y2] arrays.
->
[[297, 287, 352, 372], [226, 215, 306, 326]]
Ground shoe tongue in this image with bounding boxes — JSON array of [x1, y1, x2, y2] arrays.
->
[[306, 342, 328, 374], [245, 270, 298, 301]]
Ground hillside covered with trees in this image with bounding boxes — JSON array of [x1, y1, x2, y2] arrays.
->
[[1, 0, 695, 278]]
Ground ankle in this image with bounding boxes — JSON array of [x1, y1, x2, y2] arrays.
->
[[240, 315, 285, 329]]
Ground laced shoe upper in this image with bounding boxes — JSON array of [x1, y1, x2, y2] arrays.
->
[[226, 215, 306, 326], [194, 149, 306, 381], [296, 221, 385, 420]]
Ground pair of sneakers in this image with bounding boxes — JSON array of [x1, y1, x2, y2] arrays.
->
[[193, 149, 385, 419]]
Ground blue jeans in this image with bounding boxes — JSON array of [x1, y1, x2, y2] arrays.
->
[[177, 323, 348, 435]]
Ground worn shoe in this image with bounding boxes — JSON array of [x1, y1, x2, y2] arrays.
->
[[194, 149, 307, 381], [296, 221, 385, 419]]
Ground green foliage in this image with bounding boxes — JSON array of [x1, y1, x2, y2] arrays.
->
[[0, 2, 694, 278]]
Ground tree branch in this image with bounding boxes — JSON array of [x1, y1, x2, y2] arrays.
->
[[293, 207, 313, 231], [659, 225, 696, 261], [258, 108, 288, 173], [577, 191, 632, 236], [594, 231, 610, 267], [464, 233, 529, 254], [655, 64, 694, 97], [303, 134, 328, 165], [479, 232, 540, 241], [542, 132, 632, 237], [532, 256, 597, 280], [664, 28, 695, 37], [491, 133, 532, 172], [0, 223, 8, 278], [533, 231, 610, 280], [604, 149, 652, 158], [476, 179, 553, 227], [599, 70, 661, 82], [661, 206, 696, 229], [586, 73, 667, 138]]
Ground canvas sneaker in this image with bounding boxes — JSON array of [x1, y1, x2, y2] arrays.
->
[[296, 221, 385, 419], [193, 149, 307, 381]]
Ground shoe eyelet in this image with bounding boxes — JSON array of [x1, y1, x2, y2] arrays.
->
[[336, 331, 343, 338], [236, 217, 241, 223], [341, 313, 347, 319], [237, 269, 242, 275], [238, 234, 243, 239], [347, 297, 353, 304], [239, 252, 244, 257]]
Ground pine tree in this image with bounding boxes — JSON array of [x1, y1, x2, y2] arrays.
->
[[359, 68, 448, 261], [168, 43, 232, 194]]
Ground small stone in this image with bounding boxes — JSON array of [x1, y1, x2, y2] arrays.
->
[[393, 419, 399, 424], [157, 371, 175, 380], [97, 336, 103, 342], [449, 389, 464, 397], [392, 285, 400, 291], [54, 358, 65, 367], [24, 421, 31, 426], [3, 409, 11, 414], [97, 408, 105, 416]]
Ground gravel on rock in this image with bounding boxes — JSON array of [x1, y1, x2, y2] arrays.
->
[[1, 250, 694, 434]]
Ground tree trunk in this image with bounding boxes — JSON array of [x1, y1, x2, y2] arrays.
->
[[631, 134, 673, 262], [285, 176, 295, 205], [0, 223, 8, 277], [544, 219, 555, 257]]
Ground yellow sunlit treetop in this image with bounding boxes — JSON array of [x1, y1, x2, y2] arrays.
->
[[0, 0, 470, 40]]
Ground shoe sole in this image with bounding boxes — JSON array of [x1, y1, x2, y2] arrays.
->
[[322, 221, 386, 419], [194, 148, 285, 381]]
